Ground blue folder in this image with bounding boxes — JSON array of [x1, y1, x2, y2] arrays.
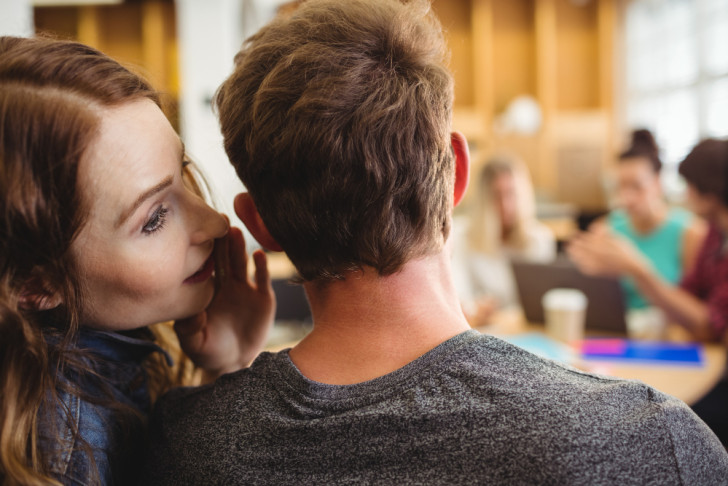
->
[[581, 339, 704, 366]]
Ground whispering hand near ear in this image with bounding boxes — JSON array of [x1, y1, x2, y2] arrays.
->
[[174, 224, 276, 384]]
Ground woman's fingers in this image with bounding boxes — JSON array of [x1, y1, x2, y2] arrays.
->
[[174, 313, 207, 356], [215, 232, 231, 284], [252, 249, 272, 295], [228, 226, 249, 281]]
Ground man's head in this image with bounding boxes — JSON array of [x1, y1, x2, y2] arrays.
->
[[679, 139, 728, 219], [216, 0, 463, 282]]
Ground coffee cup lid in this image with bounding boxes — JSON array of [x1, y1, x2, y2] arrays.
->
[[542, 288, 587, 310]]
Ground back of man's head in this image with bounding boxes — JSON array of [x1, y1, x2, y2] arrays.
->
[[216, 0, 455, 282]]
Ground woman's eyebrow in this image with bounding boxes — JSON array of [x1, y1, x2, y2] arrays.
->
[[115, 175, 174, 228]]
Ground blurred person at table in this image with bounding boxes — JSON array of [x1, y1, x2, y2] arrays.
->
[[589, 129, 706, 312], [451, 156, 556, 326], [570, 138, 728, 446]]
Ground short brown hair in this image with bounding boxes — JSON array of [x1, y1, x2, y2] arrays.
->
[[216, 0, 454, 282], [678, 139, 728, 203]]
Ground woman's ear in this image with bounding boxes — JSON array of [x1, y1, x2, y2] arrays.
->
[[451, 131, 470, 207], [18, 281, 62, 311], [234, 193, 283, 252]]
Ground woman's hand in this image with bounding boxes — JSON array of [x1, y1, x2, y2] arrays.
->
[[567, 227, 649, 278], [175, 225, 276, 383]]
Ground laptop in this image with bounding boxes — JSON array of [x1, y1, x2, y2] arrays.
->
[[511, 258, 628, 334]]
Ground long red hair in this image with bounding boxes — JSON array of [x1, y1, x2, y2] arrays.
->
[[0, 36, 195, 485]]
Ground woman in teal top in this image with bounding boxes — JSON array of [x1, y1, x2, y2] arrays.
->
[[594, 130, 706, 310], [608, 207, 694, 309]]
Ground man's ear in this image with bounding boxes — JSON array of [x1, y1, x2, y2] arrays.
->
[[18, 281, 62, 311], [234, 193, 283, 252], [451, 131, 470, 207]]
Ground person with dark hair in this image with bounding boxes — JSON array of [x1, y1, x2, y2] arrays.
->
[[0, 36, 274, 485], [570, 138, 728, 446], [589, 129, 706, 313], [147, 1, 728, 483]]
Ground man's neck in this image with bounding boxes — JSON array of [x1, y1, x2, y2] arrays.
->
[[288, 252, 471, 385]]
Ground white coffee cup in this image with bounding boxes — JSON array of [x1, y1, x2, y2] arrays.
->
[[542, 288, 587, 344]]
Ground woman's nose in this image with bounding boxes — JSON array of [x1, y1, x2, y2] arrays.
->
[[188, 196, 228, 245]]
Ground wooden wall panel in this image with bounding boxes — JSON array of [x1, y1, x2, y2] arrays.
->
[[34, 7, 78, 39], [492, 0, 536, 112], [555, 0, 600, 110], [434, 0, 475, 108]]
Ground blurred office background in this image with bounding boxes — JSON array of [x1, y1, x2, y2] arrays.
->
[[1, 0, 291, 231], [1, 0, 726, 234], [1, 0, 727, 336]]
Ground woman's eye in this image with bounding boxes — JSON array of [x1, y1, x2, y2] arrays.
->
[[142, 206, 169, 235]]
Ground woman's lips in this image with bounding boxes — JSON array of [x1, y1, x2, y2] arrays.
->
[[184, 255, 215, 284]]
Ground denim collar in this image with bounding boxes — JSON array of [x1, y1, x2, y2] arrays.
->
[[76, 327, 173, 367]]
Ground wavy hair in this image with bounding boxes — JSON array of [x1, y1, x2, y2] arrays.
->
[[0, 36, 196, 485]]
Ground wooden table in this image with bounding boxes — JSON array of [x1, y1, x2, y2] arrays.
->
[[476, 308, 727, 406]]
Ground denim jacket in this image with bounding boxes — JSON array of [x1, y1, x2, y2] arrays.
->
[[39, 328, 171, 486]]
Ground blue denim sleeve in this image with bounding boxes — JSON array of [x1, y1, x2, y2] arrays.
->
[[42, 383, 149, 485], [43, 390, 115, 486]]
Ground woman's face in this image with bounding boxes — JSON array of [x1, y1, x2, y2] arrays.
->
[[71, 99, 228, 331], [615, 157, 661, 219], [685, 183, 718, 220], [492, 172, 518, 231]]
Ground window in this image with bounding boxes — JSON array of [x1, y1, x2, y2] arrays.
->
[[624, 0, 728, 199]]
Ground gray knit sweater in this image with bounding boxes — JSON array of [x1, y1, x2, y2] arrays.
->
[[146, 330, 728, 485]]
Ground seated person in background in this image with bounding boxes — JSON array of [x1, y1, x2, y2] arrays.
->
[[146, 1, 728, 483], [591, 129, 706, 311], [570, 138, 728, 446], [451, 156, 555, 326]]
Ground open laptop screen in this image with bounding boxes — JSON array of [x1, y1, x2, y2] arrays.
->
[[511, 258, 628, 334]]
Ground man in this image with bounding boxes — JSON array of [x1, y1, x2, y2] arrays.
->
[[147, 1, 728, 483]]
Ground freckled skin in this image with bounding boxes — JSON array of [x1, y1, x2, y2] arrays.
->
[[71, 99, 228, 331]]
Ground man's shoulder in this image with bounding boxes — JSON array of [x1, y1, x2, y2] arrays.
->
[[451, 335, 728, 482], [145, 351, 284, 483], [156, 350, 279, 414], [405, 332, 688, 431], [146, 333, 728, 484], [446, 334, 704, 438], [154, 333, 695, 431]]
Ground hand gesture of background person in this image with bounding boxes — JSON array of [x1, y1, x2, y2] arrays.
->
[[568, 225, 651, 278]]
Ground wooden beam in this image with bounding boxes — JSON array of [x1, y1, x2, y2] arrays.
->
[[142, 1, 167, 89], [535, 0, 557, 197], [77, 5, 100, 48], [472, 0, 494, 141]]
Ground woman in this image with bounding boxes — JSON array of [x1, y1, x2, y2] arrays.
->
[[592, 129, 706, 310], [570, 138, 728, 446], [451, 155, 555, 326], [0, 36, 274, 485]]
